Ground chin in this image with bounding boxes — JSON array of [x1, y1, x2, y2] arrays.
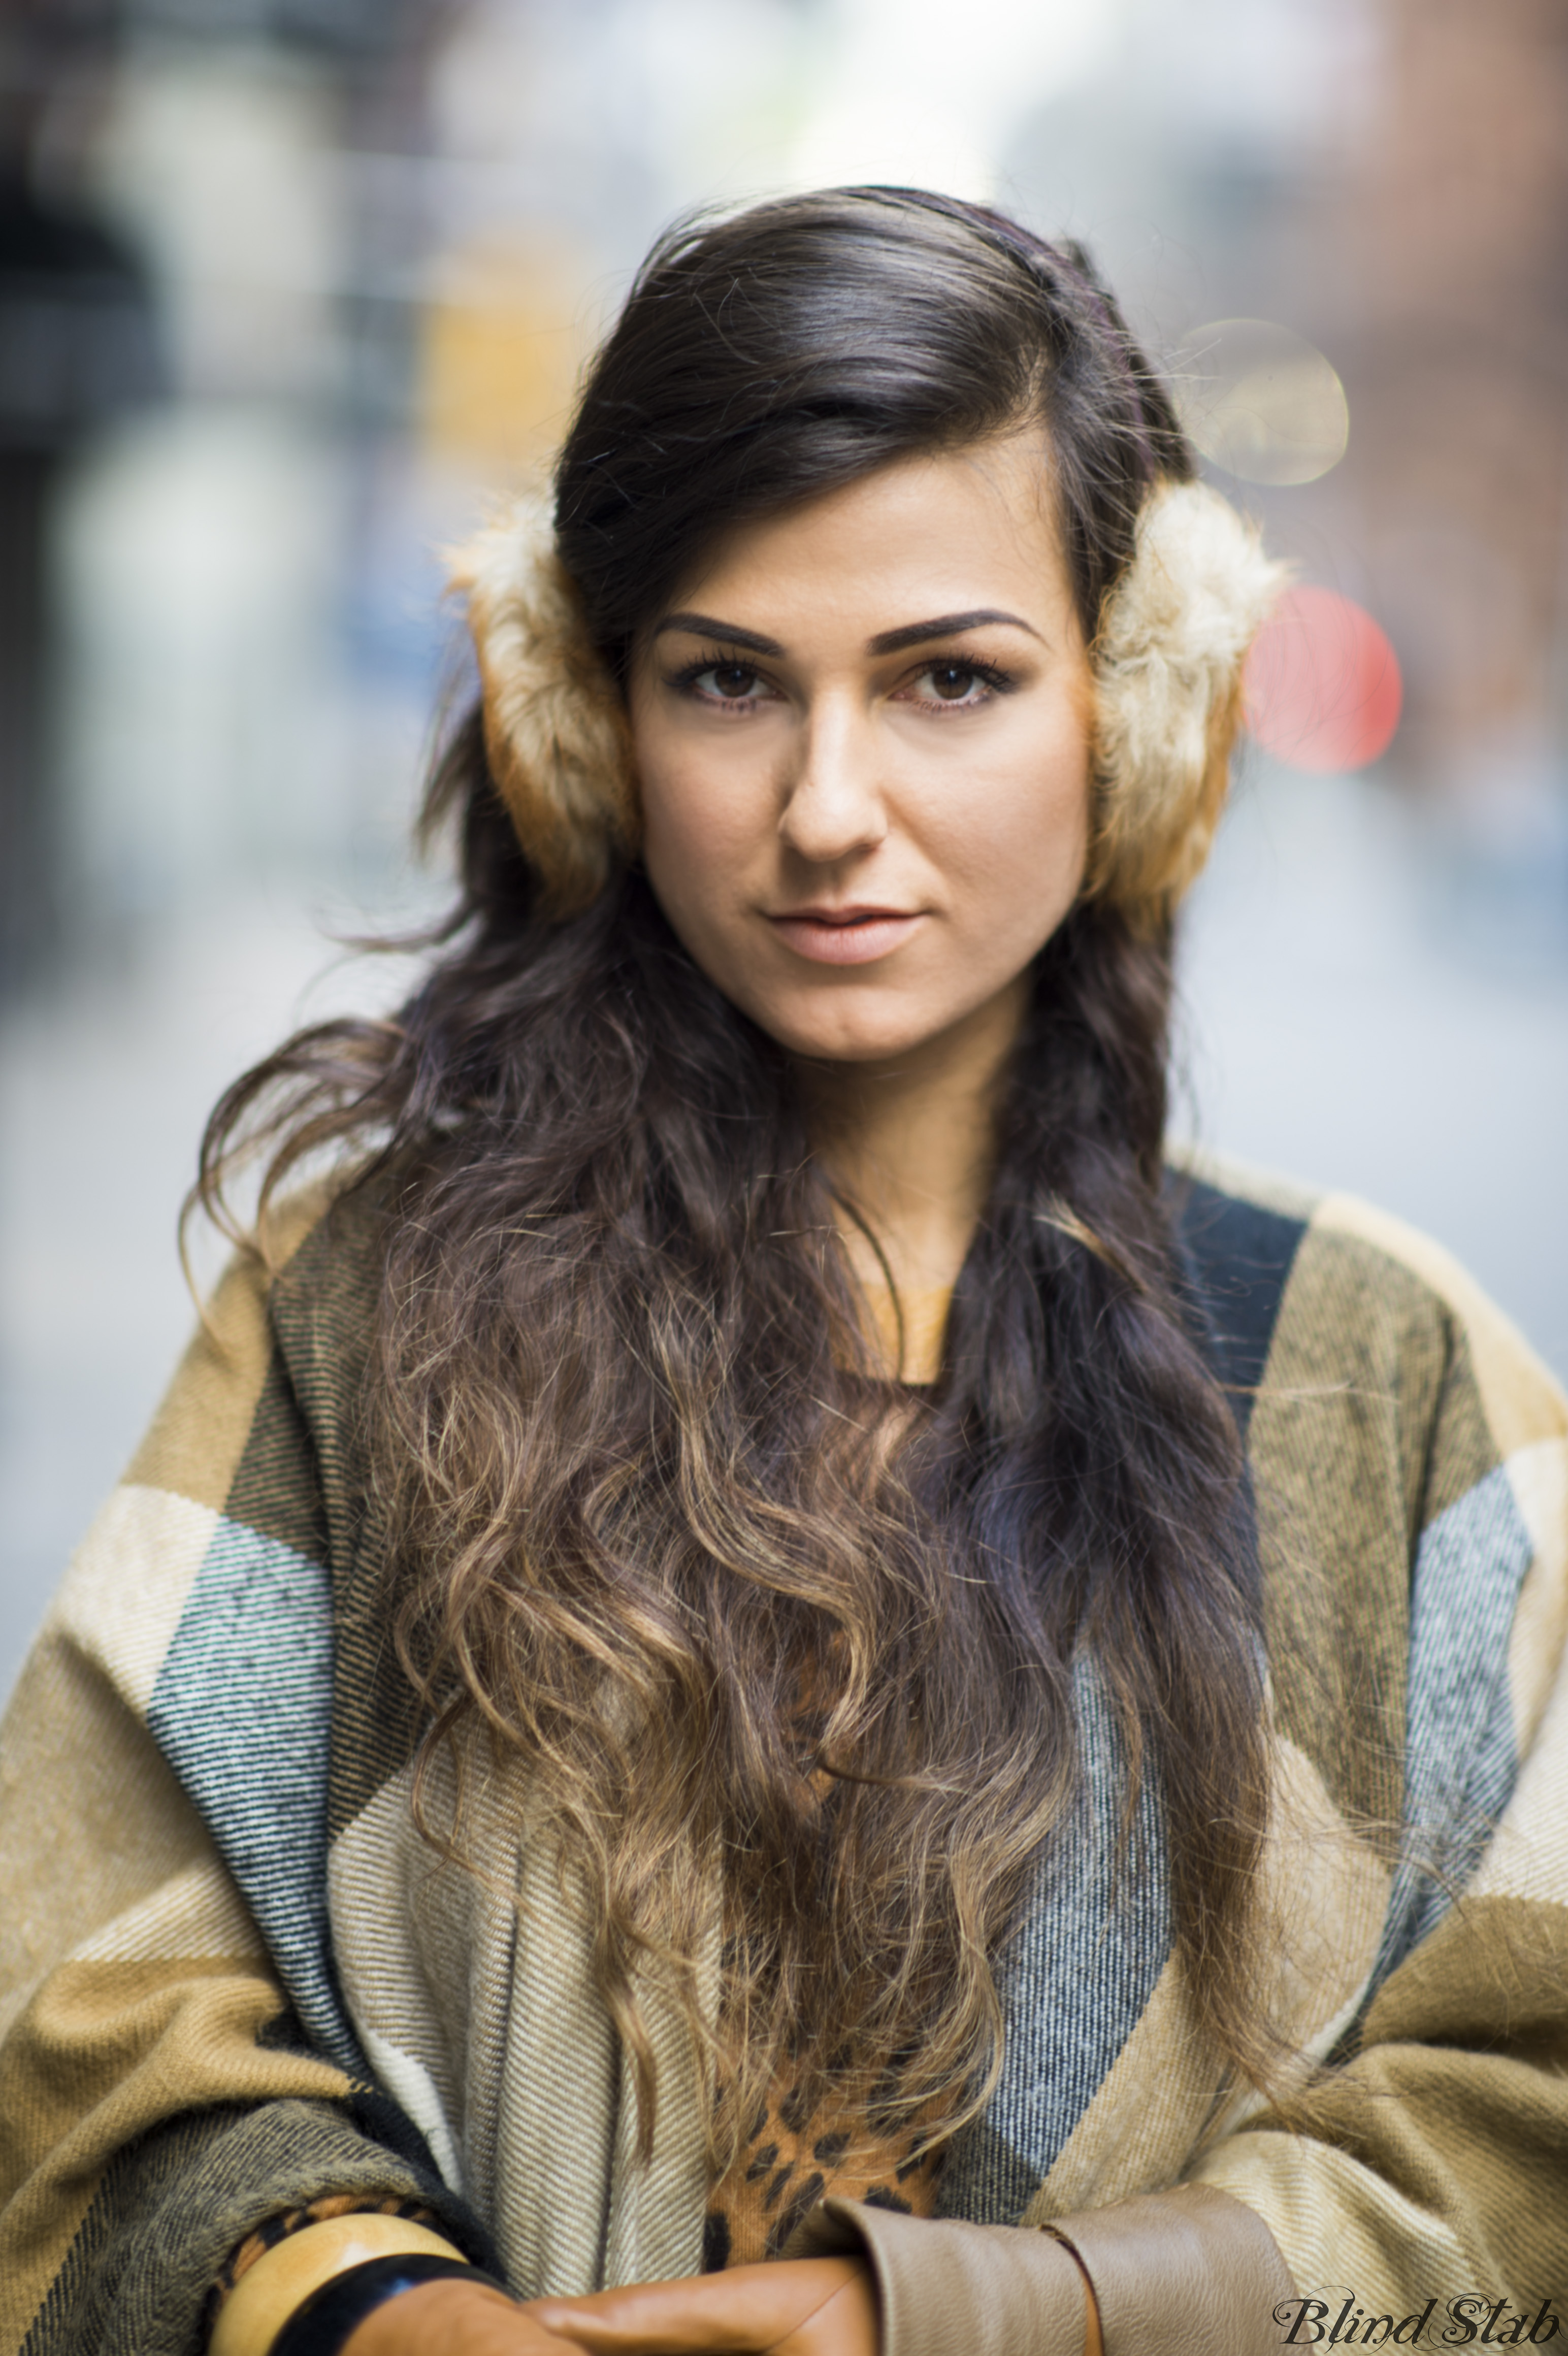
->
[[755, 1002, 945, 1067]]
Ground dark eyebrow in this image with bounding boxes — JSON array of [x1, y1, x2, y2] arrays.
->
[[866, 609, 1041, 656], [654, 611, 784, 656], [652, 606, 1042, 661]]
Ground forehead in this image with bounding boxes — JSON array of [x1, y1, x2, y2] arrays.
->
[[661, 438, 1074, 631]]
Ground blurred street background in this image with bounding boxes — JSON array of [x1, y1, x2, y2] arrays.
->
[[3, 0, 1566, 1699]]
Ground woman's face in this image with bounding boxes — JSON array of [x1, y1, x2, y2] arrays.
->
[[628, 437, 1095, 1071]]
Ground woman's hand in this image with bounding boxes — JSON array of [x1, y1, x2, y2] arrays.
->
[[340, 2276, 582, 2356], [337, 2254, 877, 2356], [530, 2255, 878, 2356]]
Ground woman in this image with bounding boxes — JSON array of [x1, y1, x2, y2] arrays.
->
[[2, 189, 1565, 2356]]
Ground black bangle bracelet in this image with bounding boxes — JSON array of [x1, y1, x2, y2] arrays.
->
[[268, 2253, 512, 2356]]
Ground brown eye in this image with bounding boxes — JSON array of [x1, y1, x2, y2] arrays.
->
[[929, 663, 978, 701], [676, 656, 777, 709]]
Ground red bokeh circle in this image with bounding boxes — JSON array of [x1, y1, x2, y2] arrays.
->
[[1244, 584, 1403, 773]]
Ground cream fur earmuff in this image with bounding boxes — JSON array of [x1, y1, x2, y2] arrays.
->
[[447, 499, 636, 918], [1085, 481, 1286, 922], [448, 480, 1285, 928]]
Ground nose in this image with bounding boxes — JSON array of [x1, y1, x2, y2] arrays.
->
[[776, 698, 888, 865]]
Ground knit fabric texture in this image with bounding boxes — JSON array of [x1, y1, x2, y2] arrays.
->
[[3, 1156, 1566, 2348]]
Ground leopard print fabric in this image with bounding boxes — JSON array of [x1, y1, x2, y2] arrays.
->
[[703, 2081, 944, 2269]]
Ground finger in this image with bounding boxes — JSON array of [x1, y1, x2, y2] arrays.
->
[[760, 2273, 879, 2356], [528, 2278, 732, 2355], [532, 2259, 866, 2355], [346, 2277, 578, 2356]]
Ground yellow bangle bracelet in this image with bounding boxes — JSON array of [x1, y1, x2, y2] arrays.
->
[[209, 2214, 471, 2356]]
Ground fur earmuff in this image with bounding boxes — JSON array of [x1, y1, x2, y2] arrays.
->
[[1088, 480, 1287, 926], [447, 498, 637, 918], [450, 478, 1283, 928]]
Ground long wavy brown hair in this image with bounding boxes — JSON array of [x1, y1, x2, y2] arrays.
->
[[201, 190, 1275, 2173]]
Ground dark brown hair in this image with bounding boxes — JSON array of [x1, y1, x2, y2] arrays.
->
[[201, 188, 1271, 2179]]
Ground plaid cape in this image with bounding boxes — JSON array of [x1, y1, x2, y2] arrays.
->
[[3, 1156, 1566, 2351]]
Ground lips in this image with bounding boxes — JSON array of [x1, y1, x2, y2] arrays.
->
[[766, 906, 925, 966]]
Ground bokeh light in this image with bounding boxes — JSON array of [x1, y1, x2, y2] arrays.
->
[[1245, 585, 1403, 773], [1176, 318, 1349, 486]]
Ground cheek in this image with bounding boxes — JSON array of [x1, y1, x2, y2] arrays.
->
[[636, 732, 740, 887], [925, 706, 1092, 910], [633, 725, 780, 968]]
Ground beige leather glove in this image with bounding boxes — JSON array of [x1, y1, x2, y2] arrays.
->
[[1049, 2185, 1296, 2356], [787, 2183, 1295, 2356], [786, 2201, 1090, 2356]]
